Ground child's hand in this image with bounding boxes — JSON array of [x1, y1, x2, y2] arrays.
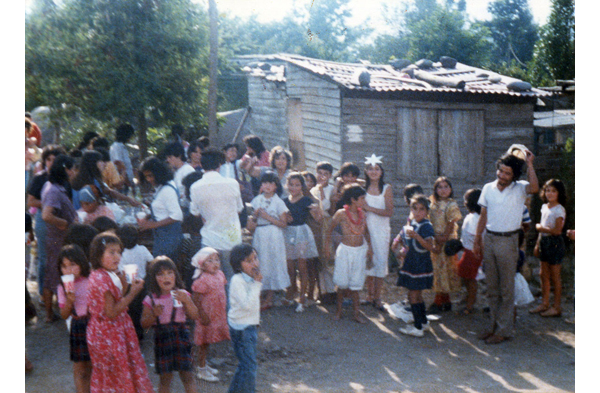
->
[[174, 290, 191, 306], [405, 228, 417, 239], [152, 304, 164, 318], [137, 218, 153, 231], [285, 211, 293, 223], [130, 278, 145, 295], [251, 267, 263, 282], [65, 292, 76, 305], [255, 208, 266, 219], [246, 217, 257, 232], [535, 223, 543, 232]]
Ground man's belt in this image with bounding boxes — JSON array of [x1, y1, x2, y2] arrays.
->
[[487, 229, 520, 237]]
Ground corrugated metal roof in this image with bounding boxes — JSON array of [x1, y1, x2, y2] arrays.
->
[[239, 53, 550, 98]]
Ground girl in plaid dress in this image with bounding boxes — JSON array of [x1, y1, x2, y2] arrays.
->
[[141, 256, 199, 393], [57, 244, 91, 393]]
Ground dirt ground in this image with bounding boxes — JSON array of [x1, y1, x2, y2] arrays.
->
[[25, 272, 575, 393]]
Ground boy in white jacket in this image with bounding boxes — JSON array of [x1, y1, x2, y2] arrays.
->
[[227, 244, 262, 393]]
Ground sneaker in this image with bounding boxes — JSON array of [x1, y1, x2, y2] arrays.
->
[[197, 367, 219, 382], [399, 325, 424, 337], [205, 365, 219, 375], [421, 321, 432, 332], [295, 303, 304, 313]]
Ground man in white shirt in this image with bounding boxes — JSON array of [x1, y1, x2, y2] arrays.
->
[[190, 148, 244, 280], [473, 151, 538, 344], [109, 124, 135, 193], [164, 141, 196, 205]]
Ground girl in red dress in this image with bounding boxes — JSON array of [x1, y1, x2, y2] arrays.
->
[[86, 232, 153, 393]]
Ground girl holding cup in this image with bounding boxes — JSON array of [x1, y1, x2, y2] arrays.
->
[[141, 256, 199, 393], [86, 232, 153, 393], [57, 244, 92, 393]]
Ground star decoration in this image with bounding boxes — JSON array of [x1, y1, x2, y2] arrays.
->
[[364, 154, 383, 166]]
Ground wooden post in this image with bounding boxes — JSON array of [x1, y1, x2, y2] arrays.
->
[[208, 0, 218, 142]]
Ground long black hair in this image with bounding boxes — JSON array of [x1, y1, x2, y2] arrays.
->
[[48, 155, 74, 194], [72, 150, 103, 191], [364, 163, 385, 194]]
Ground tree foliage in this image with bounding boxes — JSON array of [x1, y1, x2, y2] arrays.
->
[[535, 0, 575, 81], [26, 0, 211, 155], [485, 0, 538, 65]]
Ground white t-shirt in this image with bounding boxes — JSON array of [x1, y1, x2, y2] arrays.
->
[[119, 244, 154, 279], [173, 163, 196, 201], [109, 142, 134, 181], [219, 160, 243, 180], [310, 184, 334, 216], [190, 171, 243, 250], [460, 212, 480, 250], [478, 180, 528, 232], [540, 203, 566, 236], [228, 273, 262, 329], [151, 181, 183, 222]]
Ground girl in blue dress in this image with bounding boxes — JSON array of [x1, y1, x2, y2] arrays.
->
[[396, 195, 436, 337]]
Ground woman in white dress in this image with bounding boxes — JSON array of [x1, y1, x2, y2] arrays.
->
[[363, 155, 394, 310]]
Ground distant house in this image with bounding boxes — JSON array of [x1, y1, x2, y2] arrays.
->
[[230, 54, 551, 226]]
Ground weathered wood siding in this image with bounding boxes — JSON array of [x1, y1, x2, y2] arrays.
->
[[286, 65, 342, 172], [246, 75, 288, 150], [342, 98, 535, 230]]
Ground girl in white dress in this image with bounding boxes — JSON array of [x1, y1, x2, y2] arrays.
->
[[363, 155, 394, 310], [247, 171, 290, 309]]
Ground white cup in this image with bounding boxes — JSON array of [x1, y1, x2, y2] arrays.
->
[[135, 211, 147, 220], [403, 225, 413, 234], [61, 274, 75, 293], [171, 290, 183, 308], [123, 264, 138, 284], [77, 211, 87, 223]]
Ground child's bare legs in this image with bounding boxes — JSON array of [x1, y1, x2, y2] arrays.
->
[[549, 264, 562, 312], [334, 289, 346, 320], [350, 290, 366, 323], [372, 277, 384, 306], [463, 278, 478, 313], [196, 343, 209, 368], [297, 258, 308, 305], [180, 371, 199, 393], [539, 261, 551, 309], [73, 361, 91, 393], [306, 258, 320, 301], [262, 290, 274, 308], [408, 289, 423, 305], [42, 288, 54, 322], [365, 276, 374, 302], [286, 260, 298, 301], [159, 372, 174, 393]]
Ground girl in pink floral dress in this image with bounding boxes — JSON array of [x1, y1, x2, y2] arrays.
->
[[191, 247, 230, 382], [86, 232, 153, 393]]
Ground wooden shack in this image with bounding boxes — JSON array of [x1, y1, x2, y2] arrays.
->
[[233, 54, 551, 228]]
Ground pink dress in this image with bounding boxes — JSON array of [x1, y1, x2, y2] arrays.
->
[[86, 269, 153, 393], [192, 270, 230, 345]]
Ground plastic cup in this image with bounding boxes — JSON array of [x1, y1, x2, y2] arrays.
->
[[403, 225, 413, 234], [77, 211, 87, 223], [171, 290, 183, 307], [123, 264, 138, 284], [61, 274, 75, 293], [135, 211, 147, 220]]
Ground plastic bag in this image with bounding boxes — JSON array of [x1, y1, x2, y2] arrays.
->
[[514, 272, 534, 306]]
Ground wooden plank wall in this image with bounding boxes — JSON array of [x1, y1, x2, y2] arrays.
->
[[246, 75, 289, 152], [342, 98, 535, 231], [286, 65, 343, 172]]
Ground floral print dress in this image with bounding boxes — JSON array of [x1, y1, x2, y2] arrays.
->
[[86, 269, 153, 393]]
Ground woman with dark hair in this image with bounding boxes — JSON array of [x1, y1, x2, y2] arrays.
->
[[41, 154, 78, 322], [241, 135, 269, 166], [26, 144, 66, 294], [137, 156, 184, 260], [245, 146, 293, 198], [71, 150, 140, 209], [187, 138, 204, 171]]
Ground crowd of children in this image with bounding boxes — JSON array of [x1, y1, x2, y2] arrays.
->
[[26, 119, 572, 390]]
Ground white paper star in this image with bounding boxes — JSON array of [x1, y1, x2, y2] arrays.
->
[[365, 154, 383, 166]]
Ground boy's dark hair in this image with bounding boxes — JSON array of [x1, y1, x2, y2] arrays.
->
[[94, 147, 111, 162], [116, 224, 139, 249], [89, 232, 123, 270], [496, 153, 525, 181], [316, 161, 334, 174], [260, 170, 279, 185], [162, 141, 187, 161], [270, 146, 292, 170], [200, 147, 225, 171], [540, 178, 567, 206], [230, 243, 255, 274], [182, 213, 203, 235], [187, 138, 203, 156], [115, 124, 135, 143], [140, 156, 174, 186], [432, 176, 454, 202], [403, 183, 424, 204], [91, 136, 110, 150], [243, 135, 266, 155], [58, 244, 91, 278], [223, 143, 239, 153], [64, 223, 99, 258], [41, 144, 67, 169], [91, 216, 119, 234], [197, 136, 210, 150], [464, 188, 482, 214], [182, 171, 203, 201], [340, 183, 366, 206], [171, 124, 185, 137], [337, 162, 360, 179], [78, 131, 99, 150], [410, 194, 431, 211], [146, 256, 184, 296], [48, 154, 74, 186]]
